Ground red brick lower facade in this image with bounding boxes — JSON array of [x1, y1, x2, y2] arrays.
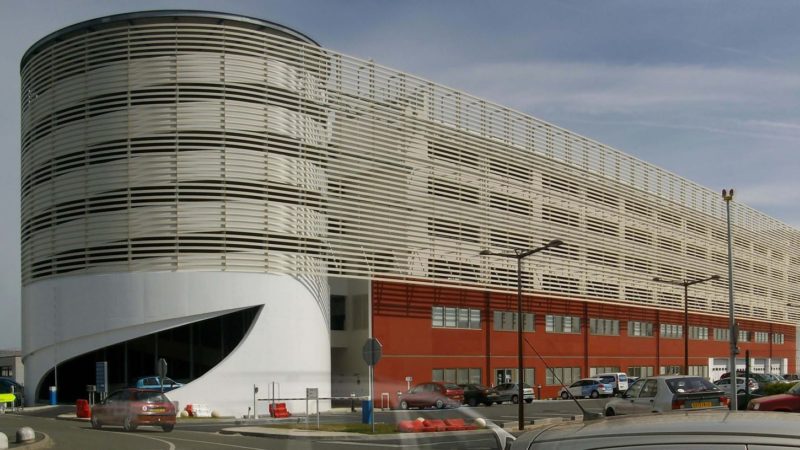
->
[[371, 281, 796, 403]]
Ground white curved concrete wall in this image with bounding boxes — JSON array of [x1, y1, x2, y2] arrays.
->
[[23, 271, 330, 416]]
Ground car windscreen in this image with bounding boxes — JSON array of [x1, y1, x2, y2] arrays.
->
[[787, 382, 800, 395], [599, 376, 615, 384], [136, 391, 169, 402], [666, 377, 719, 394]]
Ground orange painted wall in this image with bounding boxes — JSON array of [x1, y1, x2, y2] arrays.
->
[[371, 281, 797, 401]]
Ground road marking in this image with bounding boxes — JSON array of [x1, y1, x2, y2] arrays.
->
[[166, 436, 270, 449], [98, 431, 176, 450]]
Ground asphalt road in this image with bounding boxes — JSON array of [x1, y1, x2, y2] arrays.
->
[[0, 399, 606, 449]]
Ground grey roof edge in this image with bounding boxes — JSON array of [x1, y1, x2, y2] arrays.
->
[[21, 10, 319, 69]]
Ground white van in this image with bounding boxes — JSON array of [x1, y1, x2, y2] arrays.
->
[[597, 372, 629, 395]]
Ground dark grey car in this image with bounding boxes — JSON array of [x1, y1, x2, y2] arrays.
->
[[509, 410, 800, 449]]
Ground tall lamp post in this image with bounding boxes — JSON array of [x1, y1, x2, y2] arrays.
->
[[480, 238, 563, 431], [723, 188, 738, 411], [653, 275, 720, 375]]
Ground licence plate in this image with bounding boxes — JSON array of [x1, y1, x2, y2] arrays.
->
[[151, 408, 166, 412], [689, 401, 712, 408]]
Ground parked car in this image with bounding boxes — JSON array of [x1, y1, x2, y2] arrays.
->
[[134, 376, 183, 392], [596, 372, 629, 395], [604, 375, 728, 416], [459, 383, 496, 407], [492, 383, 535, 404], [0, 377, 24, 408], [558, 378, 614, 399], [747, 380, 800, 412], [720, 371, 788, 385], [90, 388, 176, 432], [783, 374, 800, 381], [713, 377, 759, 396], [396, 382, 463, 409], [508, 410, 800, 449]]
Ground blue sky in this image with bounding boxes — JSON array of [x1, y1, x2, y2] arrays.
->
[[1, 0, 798, 349]]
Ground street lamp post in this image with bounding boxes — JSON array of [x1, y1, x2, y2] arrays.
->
[[723, 188, 737, 411], [480, 238, 563, 431], [653, 275, 720, 375]]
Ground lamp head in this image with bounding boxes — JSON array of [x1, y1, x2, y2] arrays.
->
[[710, 275, 721, 280], [479, 249, 492, 256], [547, 239, 564, 248], [652, 277, 662, 282]]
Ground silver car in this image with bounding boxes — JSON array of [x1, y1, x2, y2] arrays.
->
[[604, 375, 728, 416], [508, 410, 800, 449], [713, 377, 759, 396], [491, 383, 534, 404]]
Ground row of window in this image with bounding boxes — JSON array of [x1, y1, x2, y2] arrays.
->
[[431, 367, 482, 385], [431, 307, 787, 343]]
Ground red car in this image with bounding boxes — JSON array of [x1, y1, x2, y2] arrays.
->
[[91, 388, 176, 432], [748, 382, 800, 412], [397, 382, 464, 409]]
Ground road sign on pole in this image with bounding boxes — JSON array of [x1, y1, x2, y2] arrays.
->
[[362, 338, 382, 366]]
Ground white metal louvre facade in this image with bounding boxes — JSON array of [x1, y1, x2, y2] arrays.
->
[[21, 10, 800, 335]]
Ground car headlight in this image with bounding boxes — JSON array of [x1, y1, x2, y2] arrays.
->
[[753, 403, 760, 410], [142, 405, 148, 411]]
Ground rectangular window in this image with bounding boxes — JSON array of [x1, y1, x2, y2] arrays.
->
[[589, 367, 620, 376], [330, 295, 346, 331], [627, 366, 654, 378], [434, 368, 481, 384], [714, 328, 730, 341], [738, 329, 750, 342], [660, 365, 681, 375], [433, 306, 481, 329], [754, 331, 769, 343], [445, 307, 457, 327], [773, 333, 785, 344], [590, 318, 620, 336], [660, 323, 683, 339], [432, 307, 444, 327], [493, 310, 534, 332], [546, 367, 581, 385], [546, 315, 581, 333], [628, 321, 654, 337], [688, 366, 709, 378], [689, 326, 708, 340]]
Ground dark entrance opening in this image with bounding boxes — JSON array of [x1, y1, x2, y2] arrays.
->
[[37, 306, 259, 403]]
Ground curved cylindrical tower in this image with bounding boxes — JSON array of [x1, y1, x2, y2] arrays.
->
[[21, 11, 331, 414]]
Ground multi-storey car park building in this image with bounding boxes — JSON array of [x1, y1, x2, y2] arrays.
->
[[21, 10, 799, 414]]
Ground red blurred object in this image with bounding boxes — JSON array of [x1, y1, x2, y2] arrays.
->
[[76, 399, 91, 418], [268, 402, 291, 418]]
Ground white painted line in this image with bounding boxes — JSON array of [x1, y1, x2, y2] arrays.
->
[[97, 431, 176, 450], [166, 436, 269, 449]]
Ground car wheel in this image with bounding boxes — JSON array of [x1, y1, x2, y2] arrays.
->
[[484, 401, 492, 407], [525, 398, 533, 404], [90, 415, 101, 429], [399, 400, 409, 410], [737, 390, 745, 395], [467, 397, 478, 407], [590, 390, 600, 399], [435, 399, 445, 409], [561, 391, 570, 400], [605, 407, 615, 417], [511, 395, 519, 404], [123, 416, 137, 432], [162, 424, 174, 432]]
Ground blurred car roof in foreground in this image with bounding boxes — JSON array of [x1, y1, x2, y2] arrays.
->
[[511, 410, 800, 449]]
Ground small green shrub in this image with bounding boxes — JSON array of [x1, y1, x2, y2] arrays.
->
[[761, 381, 799, 396]]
